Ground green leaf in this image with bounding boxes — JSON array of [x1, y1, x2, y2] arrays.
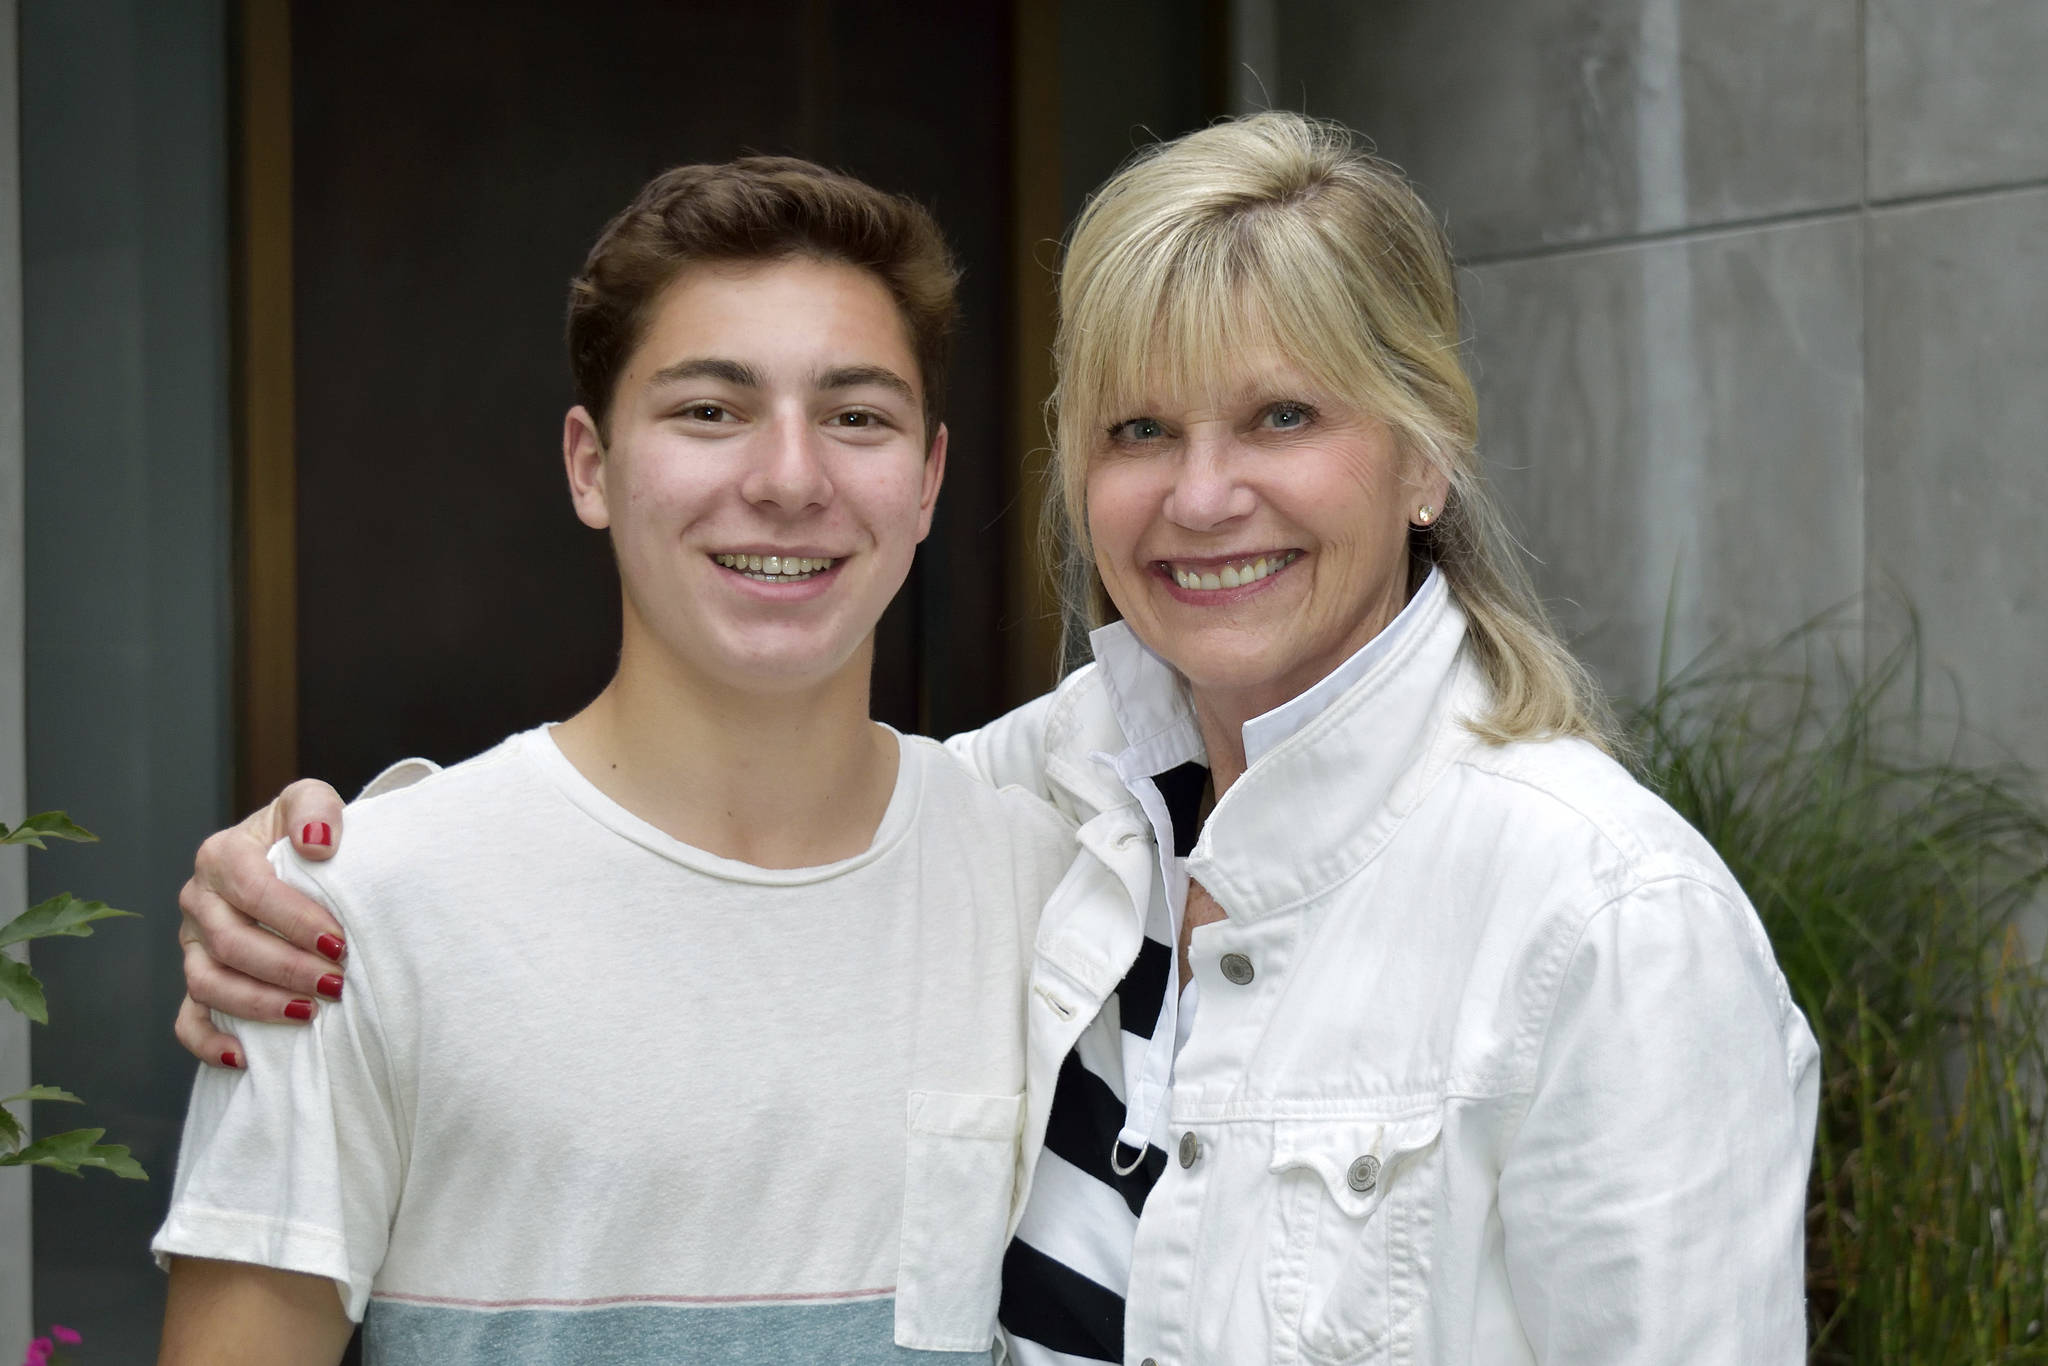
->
[[0, 954, 46, 1023], [0, 1105, 18, 1152], [0, 1127, 146, 1179], [0, 812, 97, 849], [77, 1142, 147, 1180], [2, 1085, 83, 1105], [0, 893, 137, 951]]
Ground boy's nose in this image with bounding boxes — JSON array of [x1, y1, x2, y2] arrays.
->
[[743, 416, 833, 511]]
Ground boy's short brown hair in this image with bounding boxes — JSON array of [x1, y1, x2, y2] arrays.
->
[[567, 156, 959, 442]]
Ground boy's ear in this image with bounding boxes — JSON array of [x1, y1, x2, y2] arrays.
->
[[563, 406, 610, 529], [914, 422, 948, 543]]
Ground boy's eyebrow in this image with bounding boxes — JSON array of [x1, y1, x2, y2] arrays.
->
[[816, 365, 917, 406], [645, 357, 762, 390]]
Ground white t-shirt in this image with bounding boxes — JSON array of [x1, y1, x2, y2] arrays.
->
[[153, 727, 1074, 1364]]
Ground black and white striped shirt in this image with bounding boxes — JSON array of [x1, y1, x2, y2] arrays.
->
[[998, 761, 1207, 1364]]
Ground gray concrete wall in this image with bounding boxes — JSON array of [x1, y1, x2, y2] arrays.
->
[[1262, 0, 2048, 777], [1, 0, 31, 1350], [19, 1, 232, 1356]]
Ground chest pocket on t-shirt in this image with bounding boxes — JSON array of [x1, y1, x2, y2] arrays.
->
[[894, 1089, 1025, 1353], [1266, 1109, 1445, 1365]]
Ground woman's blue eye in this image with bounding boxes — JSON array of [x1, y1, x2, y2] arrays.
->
[[1265, 403, 1311, 429], [1113, 417, 1166, 441]]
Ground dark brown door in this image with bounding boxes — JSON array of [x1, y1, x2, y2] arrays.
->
[[285, 0, 1019, 798]]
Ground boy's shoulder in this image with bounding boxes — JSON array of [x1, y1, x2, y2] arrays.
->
[[899, 732, 1074, 933], [901, 731, 1075, 842], [344, 730, 547, 842], [276, 731, 560, 904]]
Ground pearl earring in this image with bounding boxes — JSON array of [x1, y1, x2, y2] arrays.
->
[[1415, 504, 1437, 526]]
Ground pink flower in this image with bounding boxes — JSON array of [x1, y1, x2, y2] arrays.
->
[[23, 1337, 51, 1366], [48, 1328, 78, 1346]]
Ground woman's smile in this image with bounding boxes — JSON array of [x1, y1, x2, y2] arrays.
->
[[1157, 549, 1302, 600]]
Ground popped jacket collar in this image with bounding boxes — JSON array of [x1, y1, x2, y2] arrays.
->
[[1049, 577, 1487, 922], [1193, 581, 1484, 920], [1032, 631, 1182, 825]]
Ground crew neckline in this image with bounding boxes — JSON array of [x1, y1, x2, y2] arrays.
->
[[517, 723, 921, 886]]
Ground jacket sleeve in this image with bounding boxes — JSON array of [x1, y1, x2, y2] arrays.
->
[[1497, 875, 1821, 1364], [943, 689, 1062, 800]]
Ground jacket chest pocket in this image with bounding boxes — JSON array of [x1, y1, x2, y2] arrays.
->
[[894, 1090, 1024, 1354], [1265, 1111, 1444, 1365]]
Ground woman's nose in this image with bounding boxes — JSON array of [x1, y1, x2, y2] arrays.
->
[[1162, 435, 1254, 530], [742, 415, 833, 511]]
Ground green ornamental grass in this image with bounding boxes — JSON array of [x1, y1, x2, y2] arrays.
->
[[1629, 612, 2048, 1363]]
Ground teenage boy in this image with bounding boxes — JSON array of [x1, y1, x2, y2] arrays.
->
[[153, 158, 1070, 1365]]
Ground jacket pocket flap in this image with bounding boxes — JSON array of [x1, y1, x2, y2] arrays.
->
[[1269, 1111, 1444, 1220]]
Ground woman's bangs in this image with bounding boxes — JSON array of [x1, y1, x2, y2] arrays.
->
[[1076, 269, 1297, 424], [1230, 225, 1382, 402], [1068, 212, 1384, 434]]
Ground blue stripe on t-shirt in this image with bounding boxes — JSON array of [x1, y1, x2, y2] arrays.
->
[[365, 1296, 993, 1365]]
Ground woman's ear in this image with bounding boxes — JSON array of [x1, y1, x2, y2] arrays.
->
[[1414, 473, 1452, 527], [1400, 444, 1452, 529], [563, 406, 611, 529]]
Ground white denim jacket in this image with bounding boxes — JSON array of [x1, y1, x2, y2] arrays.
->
[[951, 584, 1821, 1366]]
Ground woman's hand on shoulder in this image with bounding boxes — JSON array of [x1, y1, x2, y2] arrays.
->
[[174, 779, 349, 1068]]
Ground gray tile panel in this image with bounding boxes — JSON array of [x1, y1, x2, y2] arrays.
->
[[0, 0, 24, 1348], [1463, 219, 1865, 704], [1867, 0, 2048, 200], [1277, 0, 1861, 258], [1865, 189, 2048, 777]]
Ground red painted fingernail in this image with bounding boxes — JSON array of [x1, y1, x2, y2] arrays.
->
[[221, 1050, 241, 1069], [284, 999, 314, 1022], [316, 933, 346, 962], [317, 973, 344, 1001], [301, 821, 332, 847]]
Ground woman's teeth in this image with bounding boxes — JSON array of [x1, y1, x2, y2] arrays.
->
[[1171, 551, 1298, 592], [714, 554, 835, 583]]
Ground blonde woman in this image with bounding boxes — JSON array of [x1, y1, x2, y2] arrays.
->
[[176, 112, 1818, 1364]]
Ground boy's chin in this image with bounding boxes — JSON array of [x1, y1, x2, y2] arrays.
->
[[700, 635, 877, 695]]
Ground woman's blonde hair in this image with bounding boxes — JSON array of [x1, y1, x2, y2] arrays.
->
[[1048, 110, 1618, 751]]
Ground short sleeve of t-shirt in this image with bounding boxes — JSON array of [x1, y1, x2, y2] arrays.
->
[[151, 843, 404, 1322]]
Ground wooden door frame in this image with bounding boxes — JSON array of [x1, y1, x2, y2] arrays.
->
[[231, 0, 296, 812]]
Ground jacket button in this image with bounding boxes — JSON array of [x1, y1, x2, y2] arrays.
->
[[1219, 952, 1254, 985], [1347, 1154, 1381, 1193], [1178, 1131, 1200, 1168]]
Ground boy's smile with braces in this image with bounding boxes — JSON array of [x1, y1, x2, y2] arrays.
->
[[712, 552, 838, 583]]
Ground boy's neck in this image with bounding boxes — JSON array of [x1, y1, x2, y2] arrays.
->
[[550, 630, 898, 870]]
